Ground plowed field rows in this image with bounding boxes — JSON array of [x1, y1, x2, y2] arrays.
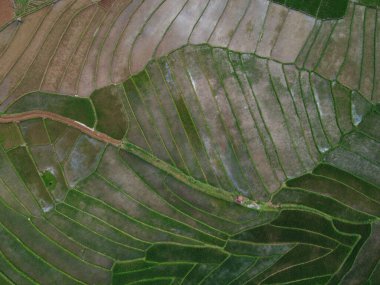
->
[[0, 0, 379, 284]]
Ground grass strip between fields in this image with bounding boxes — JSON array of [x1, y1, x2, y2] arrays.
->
[[122, 141, 277, 212], [0, 110, 278, 213]]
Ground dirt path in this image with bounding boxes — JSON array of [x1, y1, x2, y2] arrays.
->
[[0, 109, 279, 210], [0, 0, 13, 27], [0, 110, 121, 146], [0, 110, 242, 204]]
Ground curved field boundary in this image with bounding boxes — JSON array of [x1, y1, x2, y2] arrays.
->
[[0, 2, 379, 283], [1, 44, 371, 201], [0, 91, 378, 285], [271, 0, 349, 20], [0, 0, 377, 109], [0, 110, 275, 208]]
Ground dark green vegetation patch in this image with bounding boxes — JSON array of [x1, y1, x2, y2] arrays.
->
[[13, 0, 55, 16], [41, 170, 57, 191], [0, 43, 379, 284], [146, 243, 228, 263], [91, 85, 129, 140], [272, 0, 349, 19], [353, 0, 380, 7], [0, 123, 23, 150]]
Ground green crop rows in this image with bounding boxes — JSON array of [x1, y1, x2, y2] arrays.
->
[[1, 44, 379, 284], [272, 0, 349, 19], [0, 0, 379, 284], [13, 0, 55, 17]]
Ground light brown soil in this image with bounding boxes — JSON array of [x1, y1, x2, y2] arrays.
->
[[130, 0, 187, 73], [78, 0, 129, 97], [59, 7, 105, 95], [41, 5, 97, 92], [111, 0, 161, 83], [96, 0, 137, 88], [0, 0, 13, 27]]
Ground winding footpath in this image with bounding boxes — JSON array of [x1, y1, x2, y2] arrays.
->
[[0, 110, 278, 210], [0, 110, 121, 146]]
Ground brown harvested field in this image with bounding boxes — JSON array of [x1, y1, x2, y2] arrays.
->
[[41, 5, 98, 92], [271, 10, 314, 63], [0, 3, 63, 100], [337, 4, 365, 91], [111, 0, 161, 83], [11, 0, 90, 101], [78, 0, 130, 97], [314, 4, 354, 79], [0, 3, 380, 284], [154, 0, 208, 58], [303, 21, 335, 70], [0, 22, 17, 55], [208, 0, 251, 47], [96, 0, 139, 88], [99, 0, 116, 10], [189, 0, 228, 44], [0, 7, 47, 84], [0, 0, 13, 27], [59, 7, 105, 95], [229, 0, 269, 53], [0, 0, 378, 108], [255, 3, 289, 58], [130, 0, 187, 73]]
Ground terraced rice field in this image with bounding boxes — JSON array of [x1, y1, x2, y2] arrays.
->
[[0, 0, 380, 284]]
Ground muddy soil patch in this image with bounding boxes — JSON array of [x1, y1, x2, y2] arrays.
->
[[0, 0, 14, 27]]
